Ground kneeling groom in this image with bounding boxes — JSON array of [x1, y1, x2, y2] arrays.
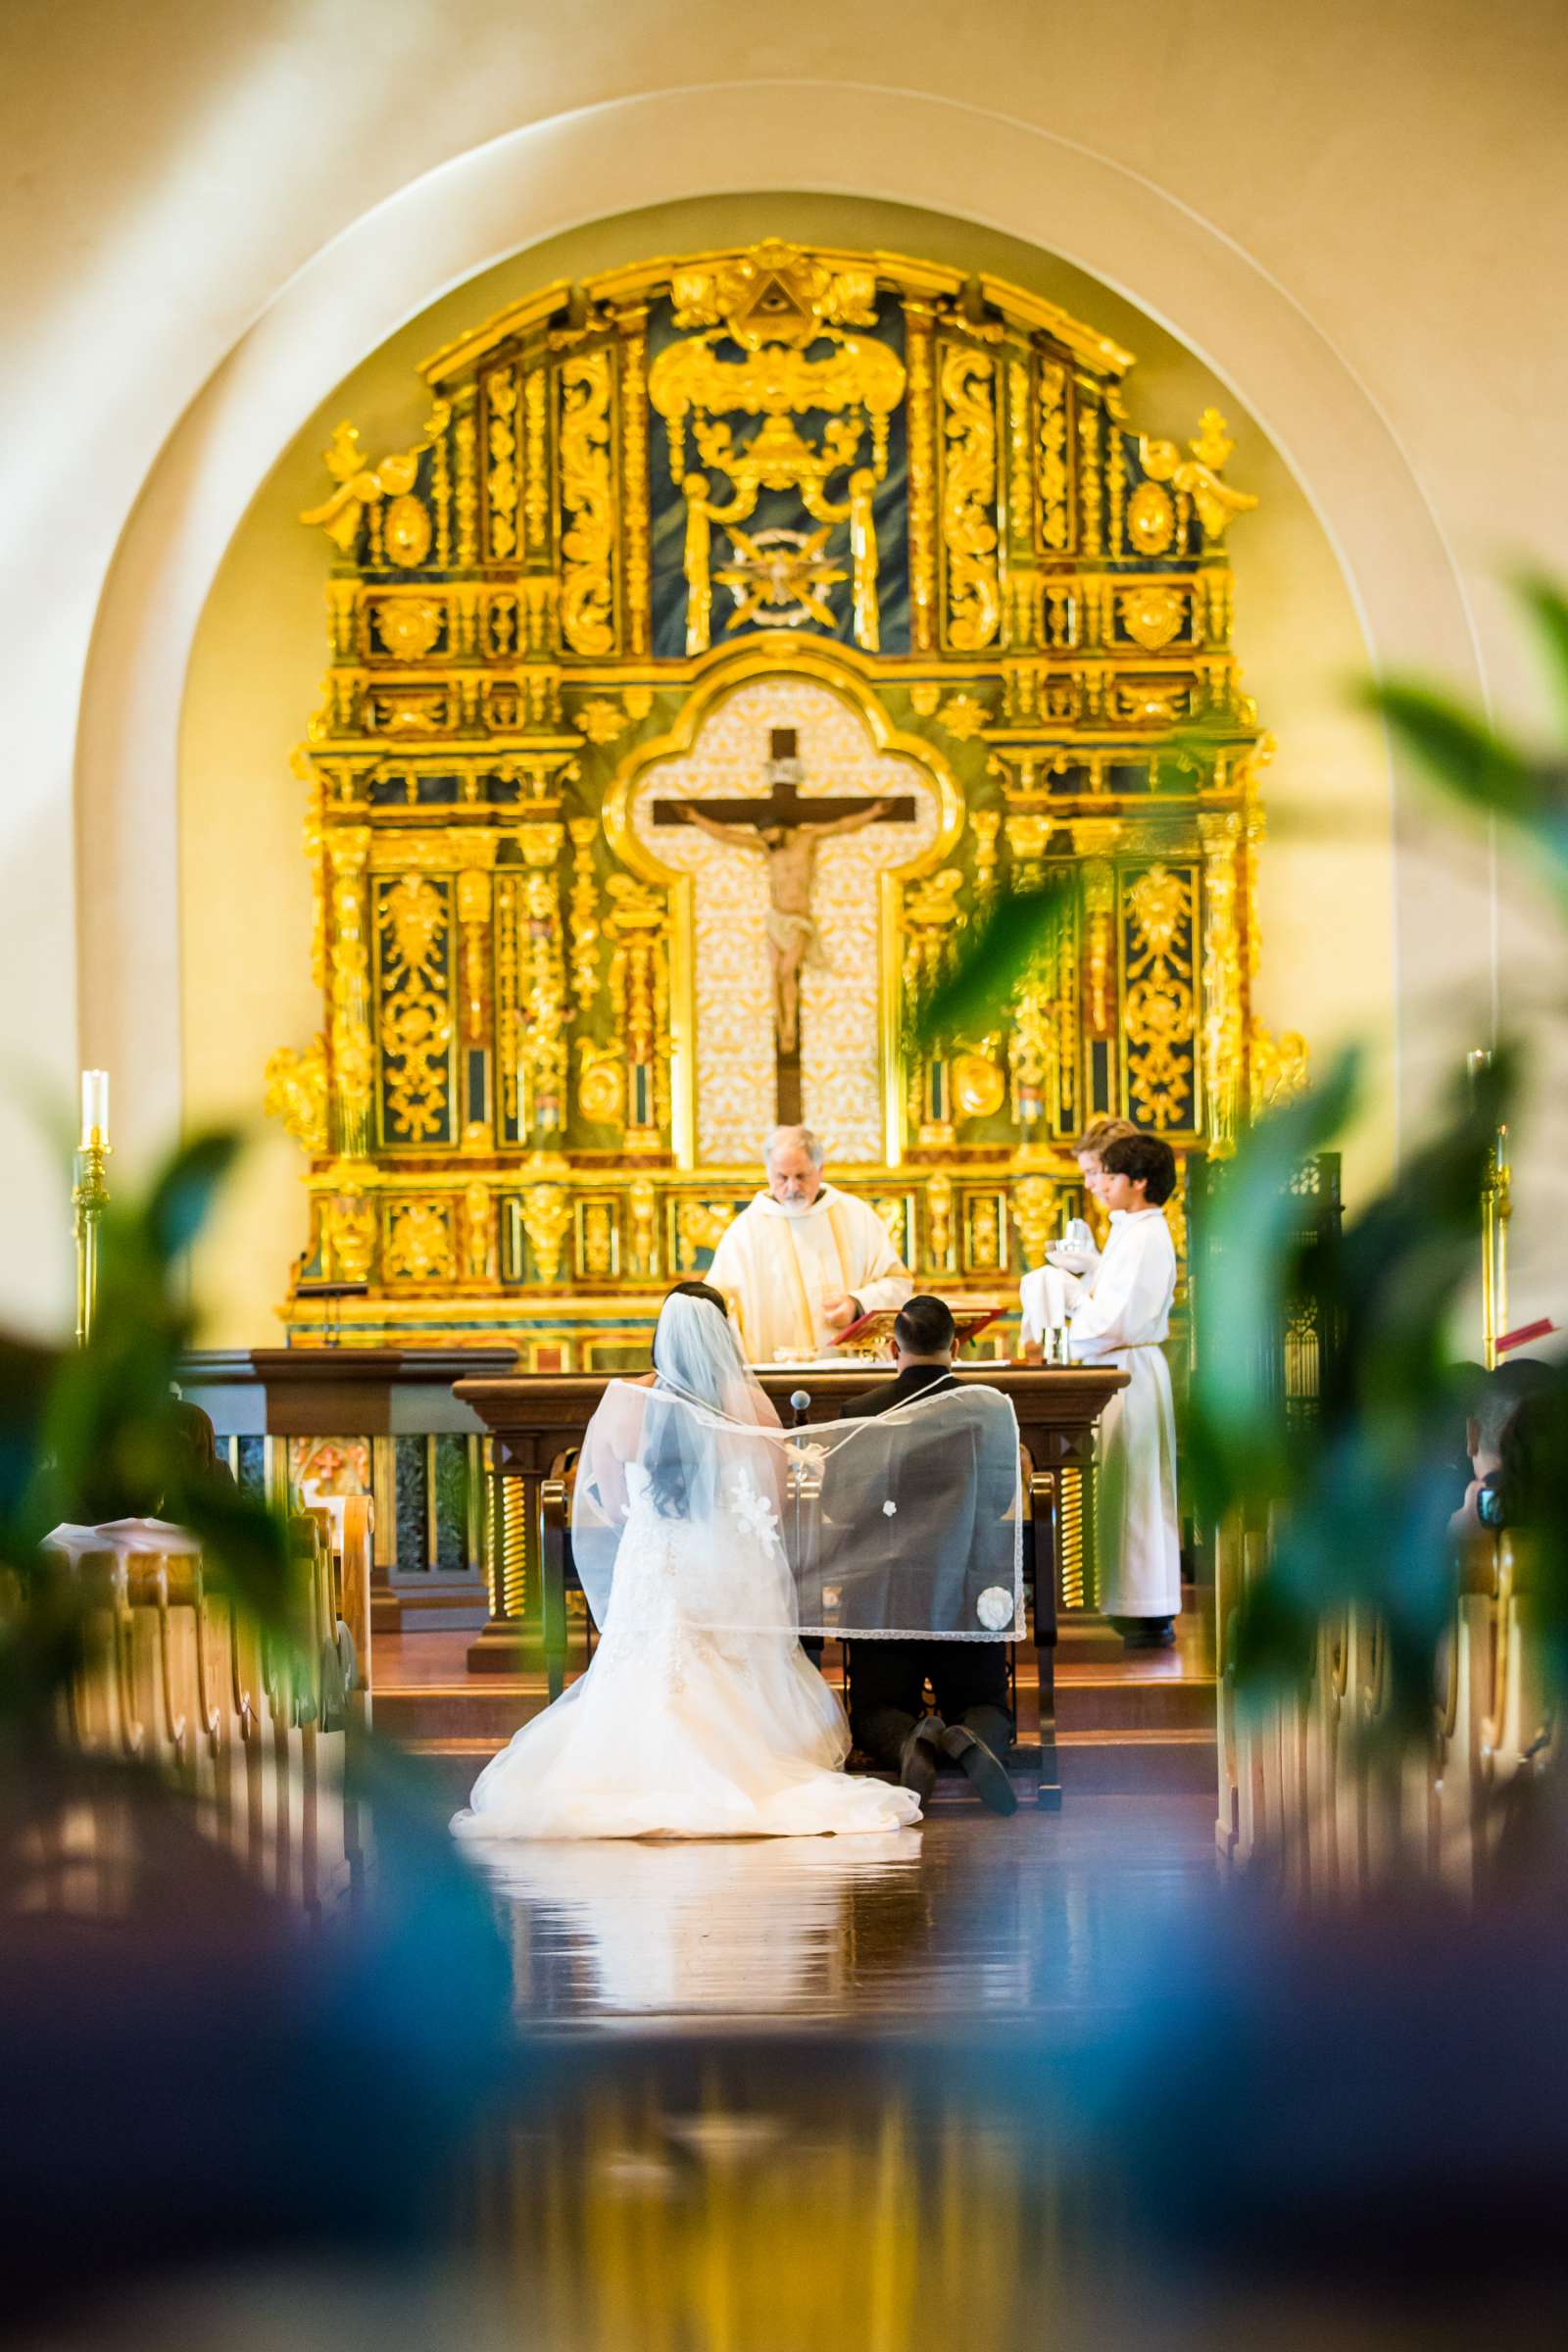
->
[[840, 1296, 1018, 1815]]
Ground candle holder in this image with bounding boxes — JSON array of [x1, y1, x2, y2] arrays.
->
[[73, 1138, 110, 1348]]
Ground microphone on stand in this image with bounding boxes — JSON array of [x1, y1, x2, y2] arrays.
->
[[790, 1389, 812, 1428]]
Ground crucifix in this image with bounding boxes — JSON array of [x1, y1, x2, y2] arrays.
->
[[653, 728, 916, 1123]]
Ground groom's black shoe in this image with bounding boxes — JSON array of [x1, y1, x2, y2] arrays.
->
[[899, 1715, 945, 1804], [941, 1724, 1018, 1815]]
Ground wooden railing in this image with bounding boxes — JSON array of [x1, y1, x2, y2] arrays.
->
[[1216, 1516, 1555, 1892], [46, 1499, 374, 1914]]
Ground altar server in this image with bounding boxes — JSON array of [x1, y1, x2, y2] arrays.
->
[[1067, 1132, 1182, 1647], [707, 1126, 912, 1362], [1018, 1115, 1137, 1357]]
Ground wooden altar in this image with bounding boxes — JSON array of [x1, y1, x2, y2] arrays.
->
[[176, 1347, 516, 1625], [456, 1361, 1128, 1804]]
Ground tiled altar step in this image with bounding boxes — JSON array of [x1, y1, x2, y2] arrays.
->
[[372, 1661, 1213, 1745], [374, 1681, 1216, 1797]]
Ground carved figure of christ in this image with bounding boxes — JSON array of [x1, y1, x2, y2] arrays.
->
[[653, 729, 915, 1080]]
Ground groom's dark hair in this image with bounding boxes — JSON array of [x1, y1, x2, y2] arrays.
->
[[895, 1294, 956, 1357]]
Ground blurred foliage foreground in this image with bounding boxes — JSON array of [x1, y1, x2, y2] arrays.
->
[[0, 1132, 512, 2329], [923, 581, 1568, 1847]]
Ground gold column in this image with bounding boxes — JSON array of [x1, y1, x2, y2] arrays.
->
[[618, 304, 653, 658], [605, 877, 668, 1153], [905, 302, 938, 655], [457, 836, 497, 1152], [518, 820, 567, 1144], [326, 827, 374, 1158], [1199, 810, 1244, 1157]]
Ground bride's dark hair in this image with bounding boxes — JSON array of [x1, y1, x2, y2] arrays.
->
[[647, 1283, 734, 1516]]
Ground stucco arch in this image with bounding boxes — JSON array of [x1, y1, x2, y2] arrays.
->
[[75, 83, 1485, 1295]]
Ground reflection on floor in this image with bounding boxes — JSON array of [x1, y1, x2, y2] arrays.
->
[[474, 1799, 1217, 2029], [455, 1799, 1226, 2349]]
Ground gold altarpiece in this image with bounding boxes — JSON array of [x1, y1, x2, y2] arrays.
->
[[271, 240, 1304, 1365]]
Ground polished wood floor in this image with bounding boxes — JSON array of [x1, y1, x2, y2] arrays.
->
[[469, 1795, 1219, 2032]]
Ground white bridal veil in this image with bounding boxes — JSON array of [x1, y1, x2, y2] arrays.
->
[[571, 1292, 1024, 1643]]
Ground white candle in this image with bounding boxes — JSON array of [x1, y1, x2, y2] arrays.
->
[[80, 1068, 110, 1149]]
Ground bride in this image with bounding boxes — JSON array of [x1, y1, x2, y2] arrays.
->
[[452, 1284, 921, 1841]]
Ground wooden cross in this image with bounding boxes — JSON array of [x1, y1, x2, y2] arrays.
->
[[652, 728, 916, 1123], [651, 729, 917, 835]]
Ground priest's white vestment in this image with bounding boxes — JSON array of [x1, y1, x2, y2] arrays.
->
[[706, 1185, 912, 1361], [1066, 1207, 1182, 1619]]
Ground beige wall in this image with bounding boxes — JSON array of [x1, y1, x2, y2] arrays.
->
[[181, 192, 1390, 1343], [5, 0, 1564, 1336]]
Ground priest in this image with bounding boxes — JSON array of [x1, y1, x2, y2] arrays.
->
[[706, 1126, 912, 1362]]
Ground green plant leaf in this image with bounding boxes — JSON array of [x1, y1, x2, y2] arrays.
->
[[912, 878, 1072, 1051]]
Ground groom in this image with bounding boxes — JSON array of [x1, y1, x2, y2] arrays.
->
[[839, 1295, 1018, 1815]]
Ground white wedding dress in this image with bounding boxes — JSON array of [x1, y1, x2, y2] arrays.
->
[[453, 1298, 920, 1843]]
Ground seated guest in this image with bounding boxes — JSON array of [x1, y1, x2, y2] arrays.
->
[[839, 1295, 1017, 1815], [1449, 1357, 1557, 1537]]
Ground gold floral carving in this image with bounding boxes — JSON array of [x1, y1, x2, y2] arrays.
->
[[1106, 423, 1126, 561], [902, 868, 965, 997], [300, 412, 447, 560], [925, 1173, 956, 1270], [576, 697, 630, 745], [518, 823, 568, 1139], [605, 873, 667, 1152], [905, 305, 939, 654], [971, 809, 1001, 911], [327, 831, 373, 1157], [319, 1190, 376, 1284], [579, 1199, 617, 1281], [939, 345, 1001, 653], [1127, 479, 1174, 555], [1077, 400, 1103, 558], [1010, 1174, 1059, 1268], [1139, 411, 1257, 543], [384, 1197, 455, 1283], [952, 1047, 1005, 1122], [628, 1176, 659, 1278], [1037, 361, 1070, 554], [560, 352, 616, 656], [371, 596, 445, 660], [675, 1199, 735, 1271], [1250, 1021, 1310, 1112], [383, 495, 432, 568], [452, 387, 478, 567], [377, 874, 454, 1143], [519, 1179, 571, 1286], [1118, 585, 1186, 653], [566, 817, 602, 1008], [937, 693, 991, 742], [485, 368, 519, 561], [576, 1041, 625, 1126], [463, 1180, 495, 1282], [967, 1195, 1003, 1271], [265, 1036, 328, 1155], [522, 368, 550, 555], [871, 1196, 908, 1255], [1199, 813, 1244, 1154], [1124, 864, 1197, 1134]]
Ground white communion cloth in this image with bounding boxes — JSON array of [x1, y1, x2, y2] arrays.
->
[[706, 1184, 911, 1359], [1066, 1208, 1182, 1620]]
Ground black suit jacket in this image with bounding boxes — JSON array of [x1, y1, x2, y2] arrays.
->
[[838, 1363, 961, 1420]]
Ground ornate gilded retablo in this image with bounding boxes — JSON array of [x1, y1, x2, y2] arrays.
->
[[277, 239, 1289, 1355]]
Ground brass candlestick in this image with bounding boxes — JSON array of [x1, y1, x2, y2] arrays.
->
[[1467, 1049, 1511, 1369], [74, 1069, 111, 1348]]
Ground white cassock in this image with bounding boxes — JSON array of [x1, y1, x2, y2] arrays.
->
[[706, 1184, 912, 1361], [1018, 1219, 1100, 1351], [1066, 1208, 1181, 1619]]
